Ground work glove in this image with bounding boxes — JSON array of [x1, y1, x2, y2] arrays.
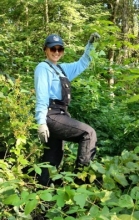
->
[[89, 32, 101, 43], [38, 124, 50, 143]]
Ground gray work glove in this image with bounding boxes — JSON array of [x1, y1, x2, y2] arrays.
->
[[38, 124, 50, 143], [89, 32, 101, 43]]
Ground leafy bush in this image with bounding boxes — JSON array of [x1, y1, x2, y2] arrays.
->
[[1, 146, 139, 219], [0, 73, 139, 219]]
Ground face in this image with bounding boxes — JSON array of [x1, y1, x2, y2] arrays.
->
[[45, 46, 64, 64]]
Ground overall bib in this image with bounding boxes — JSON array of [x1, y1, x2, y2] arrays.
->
[[38, 62, 97, 186]]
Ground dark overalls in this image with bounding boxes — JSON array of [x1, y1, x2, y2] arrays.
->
[[38, 62, 97, 186]]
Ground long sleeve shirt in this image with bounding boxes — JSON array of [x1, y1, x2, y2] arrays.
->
[[34, 42, 93, 124]]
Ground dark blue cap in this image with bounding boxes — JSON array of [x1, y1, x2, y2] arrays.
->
[[44, 34, 64, 48]]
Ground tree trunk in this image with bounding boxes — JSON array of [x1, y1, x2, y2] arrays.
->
[[121, 0, 129, 59], [107, 0, 120, 87], [44, 0, 49, 32]]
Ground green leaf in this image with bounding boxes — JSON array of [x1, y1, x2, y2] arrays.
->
[[89, 174, 96, 183], [52, 194, 65, 207], [18, 155, 28, 165], [121, 150, 131, 161], [78, 216, 92, 220], [76, 171, 87, 181], [73, 193, 87, 208], [133, 211, 139, 220], [0, 92, 5, 98], [7, 217, 16, 220], [127, 95, 139, 103], [113, 172, 128, 187], [77, 187, 93, 195], [130, 187, 139, 200], [21, 191, 29, 203], [101, 190, 114, 203], [123, 74, 139, 81], [118, 195, 134, 208], [16, 136, 26, 146], [99, 50, 106, 56], [0, 178, 4, 184], [103, 175, 115, 190], [134, 146, 139, 153], [118, 214, 137, 220], [0, 186, 15, 195], [64, 186, 75, 199], [101, 206, 110, 217], [27, 193, 37, 200], [8, 138, 15, 145], [20, 89, 30, 93], [39, 190, 52, 201], [129, 174, 139, 184], [53, 217, 64, 220], [129, 68, 139, 74], [3, 194, 20, 206], [66, 206, 79, 214], [64, 176, 73, 182], [91, 162, 105, 174], [52, 173, 63, 181], [34, 164, 42, 175], [0, 160, 8, 170], [89, 205, 100, 217], [126, 161, 137, 170], [65, 217, 76, 220], [24, 199, 38, 215]]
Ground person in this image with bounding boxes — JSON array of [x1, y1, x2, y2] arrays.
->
[[34, 33, 100, 186]]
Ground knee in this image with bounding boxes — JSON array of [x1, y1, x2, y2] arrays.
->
[[85, 127, 97, 143], [91, 128, 97, 142]]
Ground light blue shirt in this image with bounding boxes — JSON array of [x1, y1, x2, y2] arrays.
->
[[34, 42, 93, 124]]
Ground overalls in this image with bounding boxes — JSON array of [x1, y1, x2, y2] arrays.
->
[[38, 62, 97, 186]]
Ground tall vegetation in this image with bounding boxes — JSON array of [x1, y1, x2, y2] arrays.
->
[[0, 0, 139, 219]]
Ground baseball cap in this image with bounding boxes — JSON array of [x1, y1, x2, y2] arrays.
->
[[44, 34, 64, 49]]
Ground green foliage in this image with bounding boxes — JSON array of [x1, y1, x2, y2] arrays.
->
[[1, 70, 139, 218], [0, 0, 139, 218], [1, 146, 139, 219]]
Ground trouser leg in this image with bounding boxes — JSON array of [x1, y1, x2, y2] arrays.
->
[[47, 112, 97, 167], [37, 138, 63, 186]]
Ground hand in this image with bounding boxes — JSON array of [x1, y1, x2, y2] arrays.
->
[[89, 32, 100, 43], [38, 124, 50, 143]]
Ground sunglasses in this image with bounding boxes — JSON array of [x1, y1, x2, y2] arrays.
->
[[50, 47, 64, 53]]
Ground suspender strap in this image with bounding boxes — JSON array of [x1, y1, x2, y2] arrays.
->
[[44, 61, 66, 77], [57, 64, 66, 77]]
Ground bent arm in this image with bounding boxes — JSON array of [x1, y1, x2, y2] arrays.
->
[[60, 42, 94, 81]]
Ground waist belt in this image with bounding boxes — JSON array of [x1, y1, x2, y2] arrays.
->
[[49, 100, 68, 111]]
